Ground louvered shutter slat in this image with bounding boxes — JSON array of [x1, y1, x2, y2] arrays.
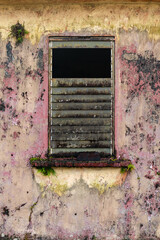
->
[[51, 141, 111, 149]]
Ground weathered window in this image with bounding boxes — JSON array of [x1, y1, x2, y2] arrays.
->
[[48, 36, 115, 166]]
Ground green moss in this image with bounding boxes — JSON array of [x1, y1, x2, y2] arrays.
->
[[29, 201, 38, 222], [30, 157, 46, 163], [9, 22, 29, 45], [30, 201, 37, 211], [91, 236, 97, 240], [110, 156, 126, 162], [30, 157, 38, 163], [121, 164, 135, 174], [127, 163, 135, 171], [120, 167, 127, 174], [30, 157, 56, 176], [36, 167, 56, 176], [110, 157, 117, 161]]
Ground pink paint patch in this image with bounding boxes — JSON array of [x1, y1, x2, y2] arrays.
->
[[11, 153, 16, 166], [22, 43, 49, 159], [3, 171, 11, 178], [13, 131, 20, 139]]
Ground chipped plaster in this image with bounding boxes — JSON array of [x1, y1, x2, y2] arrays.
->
[[0, 1, 160, 239]]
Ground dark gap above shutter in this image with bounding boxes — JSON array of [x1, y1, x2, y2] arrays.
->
[[52, 48, 111, 78]]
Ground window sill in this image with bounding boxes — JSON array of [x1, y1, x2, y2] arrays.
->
[[30, 155, 131, 168]]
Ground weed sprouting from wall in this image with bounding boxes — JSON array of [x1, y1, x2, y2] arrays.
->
[[30, 157, 56, 176], [121, 164, 135, 174], [9, 22, 29, 45], [36, 167, 56, 176]]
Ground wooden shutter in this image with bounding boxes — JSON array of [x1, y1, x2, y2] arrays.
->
[[49, 37, 115, 158]]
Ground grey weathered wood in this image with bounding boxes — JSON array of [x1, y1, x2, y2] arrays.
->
[[51, 126, 111, 133], [51, 118, 111, 126], [51, 78, 111, 87], [49, 36, 115, 42], [49, 40, 112, 48], [50, 148, 111, 154], [51, 95, 111, 103], [51, 110, 111, 118], [51, 140, 111, 148], [51, 102, 111, 110], [51, 133, 112, 141], [51, 87, 111, 95]]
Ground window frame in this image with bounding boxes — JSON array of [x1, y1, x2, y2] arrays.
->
[[30, 36, 131, 168], [47, 36, 118, 166]]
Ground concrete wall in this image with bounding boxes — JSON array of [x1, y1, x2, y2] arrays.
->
[[0, 1, 160, 239]]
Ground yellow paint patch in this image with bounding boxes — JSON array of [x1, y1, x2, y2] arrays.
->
[[33, 167, 127, 195], [0, 3, 159, 44]]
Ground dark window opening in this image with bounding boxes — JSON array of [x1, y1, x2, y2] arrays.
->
[[52, 48, 111, 78]]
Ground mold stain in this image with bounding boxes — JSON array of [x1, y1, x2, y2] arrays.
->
[[0, 99, 5, 111], [37, 48, 44, 71], [2, 206, 9, 216], [6, 41, 13, 63], [121, 49, 160, 105]]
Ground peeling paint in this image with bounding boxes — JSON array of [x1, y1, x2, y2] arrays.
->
[[0, 1, 160, 240], [0, 3, 160, 44]]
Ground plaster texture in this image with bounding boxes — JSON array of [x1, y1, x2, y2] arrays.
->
[[0, 1, 160, 239]]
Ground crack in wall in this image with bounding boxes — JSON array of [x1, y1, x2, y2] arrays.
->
[[27, 186, 49, 230]]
